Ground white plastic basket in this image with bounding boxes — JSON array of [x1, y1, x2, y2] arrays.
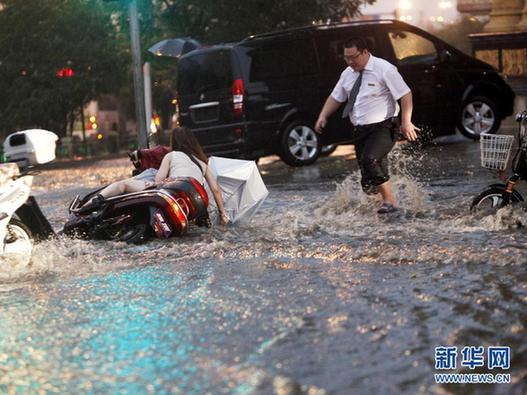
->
[[480, 133, 514, 171]]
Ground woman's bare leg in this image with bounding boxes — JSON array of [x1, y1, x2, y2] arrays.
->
[[86, 179, 148, 205], [99, 179, 148, 197]]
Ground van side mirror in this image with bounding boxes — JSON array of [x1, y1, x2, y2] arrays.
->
[[440, 49, 452, 63]]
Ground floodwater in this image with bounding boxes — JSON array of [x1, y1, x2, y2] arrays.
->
[[0, 138, 526, 395]]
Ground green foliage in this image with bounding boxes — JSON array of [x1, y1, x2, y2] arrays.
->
[[152, 0, 375, 43], [0, 0, 375, 137], [0, 0, 126, 137]]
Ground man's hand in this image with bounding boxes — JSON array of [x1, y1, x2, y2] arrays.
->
[[315, 116, 327, 134], [401, 121, 420, 142], [315, 97, 341, 134], [399, 92, 419, 141]]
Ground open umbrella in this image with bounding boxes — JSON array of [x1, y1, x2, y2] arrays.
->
[[148, 38, 200, 58], [206, 156, 268, 224]]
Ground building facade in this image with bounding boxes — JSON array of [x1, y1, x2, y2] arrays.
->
[[460, 0, 527, 95]]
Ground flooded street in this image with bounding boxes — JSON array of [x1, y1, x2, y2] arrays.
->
[[0, 137, 526, 394]]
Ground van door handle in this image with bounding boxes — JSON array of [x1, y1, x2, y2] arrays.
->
[[189, 101, 220, 109]]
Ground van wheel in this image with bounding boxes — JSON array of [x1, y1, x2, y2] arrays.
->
[[458, 96, 500, 140], [280, 121, 321, 166]]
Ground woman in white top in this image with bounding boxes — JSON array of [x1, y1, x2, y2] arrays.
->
[[88, 127, 229, 225]]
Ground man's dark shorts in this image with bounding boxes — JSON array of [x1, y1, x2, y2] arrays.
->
[[353, 118, 398, 194]]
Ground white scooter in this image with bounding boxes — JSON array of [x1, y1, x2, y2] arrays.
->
[[0, 130, 57, 263]]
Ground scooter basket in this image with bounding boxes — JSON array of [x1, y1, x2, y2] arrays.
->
[[480, 133, 514, 171]]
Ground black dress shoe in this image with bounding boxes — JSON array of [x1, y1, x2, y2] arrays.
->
[[377, 203, 398, 214]]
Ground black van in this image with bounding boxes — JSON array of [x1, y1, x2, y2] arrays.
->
[[176, 19, 515, 166]]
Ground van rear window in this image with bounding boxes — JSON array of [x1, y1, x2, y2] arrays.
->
[[178, 50, 233, 95], [247, 38, 317, 82]]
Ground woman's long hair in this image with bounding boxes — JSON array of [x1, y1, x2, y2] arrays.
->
[[171, 127, 208, 163]]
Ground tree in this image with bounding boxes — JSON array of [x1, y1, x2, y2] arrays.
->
[[153, 0, 375, 43], [0, 0, 126, 137]]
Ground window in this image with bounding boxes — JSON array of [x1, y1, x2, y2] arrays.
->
[[247, 38, 317, 83], [389, 30, 438, 65], [315, 31, 377, 76], [178, 50, 233, 95]]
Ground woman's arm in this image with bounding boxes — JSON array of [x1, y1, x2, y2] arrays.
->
[[155, 154, 171, 183], [204, 166, 229, 225]]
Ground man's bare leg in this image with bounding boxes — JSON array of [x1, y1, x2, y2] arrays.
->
[[378, 181, 396, 207]]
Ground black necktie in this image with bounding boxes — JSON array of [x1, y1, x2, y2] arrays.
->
[[341, 70, 363, 119]]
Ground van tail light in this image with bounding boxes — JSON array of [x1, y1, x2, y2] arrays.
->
[[232, 79, 244, 118]]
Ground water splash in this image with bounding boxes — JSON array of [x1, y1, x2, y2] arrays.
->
[[479, 203, 527, 231], [2, 150, 527, 285]]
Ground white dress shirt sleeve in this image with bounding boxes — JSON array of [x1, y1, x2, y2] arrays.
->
[[383, 66, 411, 101], [330, 69, 349, 103]]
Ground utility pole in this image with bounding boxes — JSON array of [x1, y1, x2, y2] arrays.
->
[[128, 0, 148, 148], [143, 61, 152, 136]]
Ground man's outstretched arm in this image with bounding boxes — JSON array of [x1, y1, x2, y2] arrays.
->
[[315, 96, 342, 133], [400, 92, 419, 141]]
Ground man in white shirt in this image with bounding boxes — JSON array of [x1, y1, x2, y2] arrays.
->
[[315, 37, 418, 214]]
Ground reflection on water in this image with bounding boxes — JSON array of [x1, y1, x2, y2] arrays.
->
[[0, 143, 526, 394]]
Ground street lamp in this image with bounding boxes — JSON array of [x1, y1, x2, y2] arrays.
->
[[438, 1, 453, 9], [398, 1, 413, 22], [398, 1, 413, 11]]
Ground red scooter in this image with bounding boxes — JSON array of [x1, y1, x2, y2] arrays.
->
[[63, 147, 210, 243]]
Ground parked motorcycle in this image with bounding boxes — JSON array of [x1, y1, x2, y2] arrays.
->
[[471, 111, 527, 211], [63, 177, 211, 244], [0, 130, 57, 263]]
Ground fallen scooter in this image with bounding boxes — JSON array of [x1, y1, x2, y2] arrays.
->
[[0, 130, 57, 263], [63, 176, 211, 244], [63, 145, 210, 244], [63, 143, 269, 243]]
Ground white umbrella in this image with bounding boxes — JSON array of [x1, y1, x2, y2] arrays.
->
[[206, 156, 268, 224]]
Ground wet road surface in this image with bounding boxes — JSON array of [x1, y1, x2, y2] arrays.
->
[[0, 137, 526, 394]]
